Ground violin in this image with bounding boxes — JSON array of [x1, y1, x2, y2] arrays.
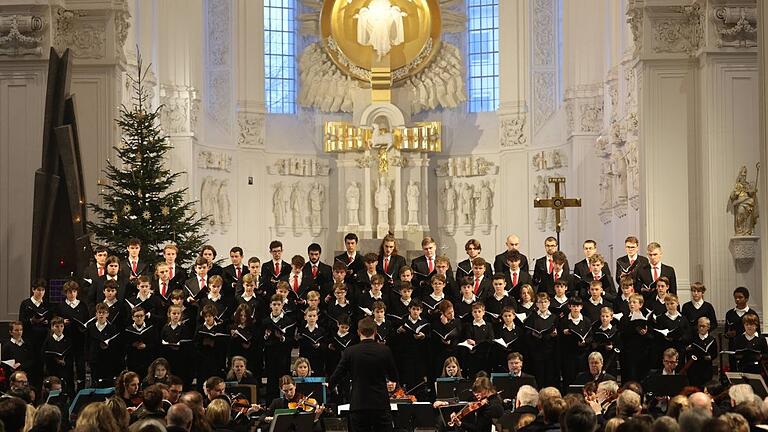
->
[[287, 392, 320, 412], [230, 393, 263, 419], [390, 387, 417, 403], [448, 391, 502, 427]]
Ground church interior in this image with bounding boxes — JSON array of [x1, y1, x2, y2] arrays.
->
[[0, 0, 765, 327]]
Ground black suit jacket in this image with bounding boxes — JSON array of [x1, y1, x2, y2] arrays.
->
[[377, 254, 407, 288], [536, 269, 571, 296], [221, 263, 247, 298], [615, 255, 649, 285], [634, 262, 677, 300], [120, 258, 152, 279], [504, 270, 533, 300], [455, 259, 493, 282], [532, 256, 570, 288], [493, 251, 530, 274], [262, 260, 291, 292], [411, 255, 450, 296], [573, 258, 612, 281], [334, 253, 365, 284], [92, 276, 130, 304], [328, 339, 398, 411], [302, 260, 334, 298], [166, 263, 188, 291]]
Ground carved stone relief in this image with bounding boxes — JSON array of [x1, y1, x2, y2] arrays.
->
[[532, 0, 557, 132], [197, 151, 232, 172], [205, 0, 232, 131], [237, 111, 264, 148], [652, 4, 703, 56], [625, 140, 640, 210], [0, 14, 44, 56], [207, 0, 231, 67], [533, 72, 556, 132], [712, 6, 757, 48], [267, 158, 330, 177], [531, 150, 568, 172], [114, 8, 130, 62], [207, 69, 232, 130], [499, 115, 527, 148], [201, 176, 231, 234], [580, 101, 603, 133], [627, 6, 643, 54], [160, 86, 192, 135], [54, 9, 106, 59], [435, 156, 498, 177], [440, 178, 496, 236]]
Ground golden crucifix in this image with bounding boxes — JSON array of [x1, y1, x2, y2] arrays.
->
[[534, 177, 581, 248]]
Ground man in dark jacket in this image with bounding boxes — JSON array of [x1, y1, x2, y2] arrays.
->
[[328, 316, 399, 432]]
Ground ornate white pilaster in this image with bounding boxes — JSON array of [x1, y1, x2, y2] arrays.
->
[[757, 0, 768, 329]]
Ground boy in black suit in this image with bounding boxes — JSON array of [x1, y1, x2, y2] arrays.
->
[[377, 234, 406, 293], [305, 243, 333, 298], [724, 286, 760, 344], [125, 276, 164, 329], [87, 303, 121, 387], [469, 257, 493, 300], [184, 257, 210, 305], [456, 239, 493, 282], [162, 243, 187, 292], [461, 302, 494, 377], [422, 274, 447, 321], [264, 240, 291, 294], [454, 278, 477, 323], [287, 255, 312, 301], [57, 280, 89, 389], [81, 245, 109, 303], [559, 297, 593, 389], [582, 280, 607, 323], [578, 254, 616, 301], [504, 251, 531, 300], [484, 274, 515, 329], [358, 274, 388, 316], [263, 294, 296, 401], [615, 235, 648, 285], [296, 306, 327, 376], [220, 246, 245, 300], [524, 293, 559, 388], [19, 278, 50, 385], [154, 262, 174, 304], [2, 321, 32, 387], [335, 233, 365, 285], [537, 250, 569, 297], [635, 241, 677, 303], [43, 317, 74, 393], [411, 236, 440, 298], [92, 255, 129, 305], [532, 236, 569, 288], [612, 276, 635, 317], [396, 300, 430, 393], [122, 238, 152, 299], [573, 240, 612, 282], [195, 304, 229, 389], [354, 253, 380, 303], [102, 280, 125, 330], [124, 306, 158, 378]]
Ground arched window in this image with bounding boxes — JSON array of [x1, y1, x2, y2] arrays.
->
[[467, 0, 499, 112], [264, 0, 296, 114]]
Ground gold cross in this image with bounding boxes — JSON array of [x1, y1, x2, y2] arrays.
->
[[534, 177, 581, 239]]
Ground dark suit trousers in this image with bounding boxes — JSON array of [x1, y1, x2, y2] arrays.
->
[[349, 409, 393, 432]]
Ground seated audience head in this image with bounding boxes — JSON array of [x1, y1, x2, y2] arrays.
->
[[564, 403, 597, 432], [205, 398, 231, 428], [166, 402, 193, 431], [0, 397, 27, 432], [729, 383, 755, 406], [688, 392, 713, 413], [617, 389, 642, 418], [541, 397, 567, 425], [204, 376, 225, 401], [666, 394, 690, 419], [104, 396, 130, 430], [76, 402, 120, 432], [718, 413, 749, 432], [516, 385, 539, 408], [678, 407, 712, 432]]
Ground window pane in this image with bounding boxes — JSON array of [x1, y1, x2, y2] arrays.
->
[[264, 0, 296, 114], [467, 0, 499, 112]]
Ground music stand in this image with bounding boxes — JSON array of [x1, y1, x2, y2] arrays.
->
[[726, 372, 768, 399], [295, 378, 327, 404], [644, 375, 689, 397], [435, 378, 473, 401], [269, 412, 315, 432], [394, 402, 436, 431], [69, 387, 115, 419], [490, 374, 537, 399]]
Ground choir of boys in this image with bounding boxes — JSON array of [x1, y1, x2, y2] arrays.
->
[[3, 233, 767, 410]]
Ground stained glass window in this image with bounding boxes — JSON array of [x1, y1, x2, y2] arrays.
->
[[264, 0, 296, 114]]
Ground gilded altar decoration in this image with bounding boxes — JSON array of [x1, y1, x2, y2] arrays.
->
[[320, 0, 441, 84]]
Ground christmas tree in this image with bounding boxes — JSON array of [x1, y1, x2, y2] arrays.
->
[[88, 54, 207, 265]]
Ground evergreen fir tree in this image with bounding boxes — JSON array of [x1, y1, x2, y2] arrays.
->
[[88, 55, 207, 265]]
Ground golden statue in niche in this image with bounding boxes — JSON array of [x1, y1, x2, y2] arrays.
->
[[320, 0, 441, 84]]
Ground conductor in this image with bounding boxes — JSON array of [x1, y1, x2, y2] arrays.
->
[[328, 316, 399, 432]]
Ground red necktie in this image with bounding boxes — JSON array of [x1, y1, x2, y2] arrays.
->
[[312, 265, 318, 278], [653, 266, 659, 281], [161, 282, 167, 297], [548, 259, 553, 274], [512, 272, 518, 286], [293, 275, 299, 292], [275, 262, 280, 275], [474, 277, 480, 294], [554, 272, 559, 282], [594, 274, 600, 281], [384, 257, 389, 273], [132, 260, 138, 274], [236, 266, 241, 280], [428, 257, 434, 273], [169, 266, 174, 280], [200, 277, 206, 288], [629, 258, 635, 266], [348, 255, 354, 264], [98, 266, 104, 277]]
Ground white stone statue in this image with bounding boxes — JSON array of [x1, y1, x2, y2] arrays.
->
[[599, 162, 613, 211], [346, 181, 361, 225], [534, 175, 549, 231], [459, 182, 475, 225], [290, 182, 305, 227], [354, 0, 407, 60], [201, 176, 216, 222], [611, 153, 628, 203], [406, 181, 420, 225], [477, 180, 493, 225], [443, 179, 457, 226], [728, 165, 760, 236], [273, 182, 289, 226], [217, 179, 231, 232], [625, 141, 640, 198], [309, 182, 325, 228], [374, 176, 392, 227]]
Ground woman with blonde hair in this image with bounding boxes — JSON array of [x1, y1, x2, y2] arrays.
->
[[206, 398, 233, 431], [226, 355, 258, 384], [75, 402, 121, 432], [292, 357, 313, 378]]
